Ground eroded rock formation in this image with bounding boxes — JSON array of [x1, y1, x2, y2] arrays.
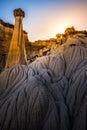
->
[[0, 19, 28, 71], [0, 19, 58, 70], [1, 17, 87, 72], [0, 34, 87, 130], [5, 8, 27, 68], [27, 38, 58, 63]]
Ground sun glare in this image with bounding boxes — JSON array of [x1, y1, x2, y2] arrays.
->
[[53, 26, 66, 35], [53, 20, 74, 36]]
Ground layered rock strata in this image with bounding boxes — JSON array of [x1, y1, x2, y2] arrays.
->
[[0, 35, 87, 130]]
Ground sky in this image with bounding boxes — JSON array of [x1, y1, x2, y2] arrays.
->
[[0, 0, 87, 41]]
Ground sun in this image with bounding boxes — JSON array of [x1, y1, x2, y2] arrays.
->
[[54, 26, 66, 35], [58, 27, 66, 34], [53, 22, 73, 35]]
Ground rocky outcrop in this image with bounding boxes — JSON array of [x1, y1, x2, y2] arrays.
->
[[0, 19, 58, 70], [0, 19, 28, 71], [0, 19, 87, 71], [27, 32, 87, 63], [0, 35, 87, 130], [5, 8, 27, 68], [27, 38, 58, 63]]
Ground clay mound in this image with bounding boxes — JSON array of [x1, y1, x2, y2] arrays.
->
[[0, 35, 87, 130]]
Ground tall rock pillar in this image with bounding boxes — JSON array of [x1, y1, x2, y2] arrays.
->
[[5, 8, 27, 68]]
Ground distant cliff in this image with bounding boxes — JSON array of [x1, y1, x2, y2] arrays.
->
[[27, 38, 58, 63], [0, 19, 87, 72], [0, 19, 58, 70]]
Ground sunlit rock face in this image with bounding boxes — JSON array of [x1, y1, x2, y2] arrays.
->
[[5, 8, 27, 68], [0, 19, 28, 71], [0, 20, 13, 71], [0, 19, 58, 70], [27, 38, 57, 63], [0, 34, 87, 130]]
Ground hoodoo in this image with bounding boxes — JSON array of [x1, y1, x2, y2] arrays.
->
[[5, 8, 27, 68]]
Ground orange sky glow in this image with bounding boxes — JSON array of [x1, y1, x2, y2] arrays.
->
[[0, 0, 87, 41]]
